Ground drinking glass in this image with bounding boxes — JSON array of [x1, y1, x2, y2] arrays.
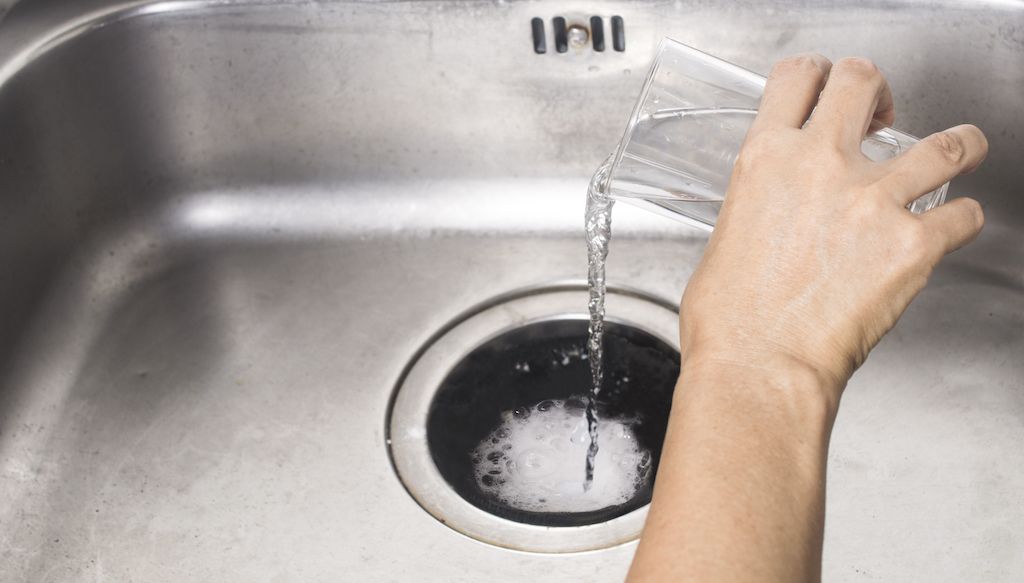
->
[[601, 38, 948, 230]]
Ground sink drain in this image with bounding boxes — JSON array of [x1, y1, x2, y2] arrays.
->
[[387, 285, 680, 553], [429, 318, 678, 527]]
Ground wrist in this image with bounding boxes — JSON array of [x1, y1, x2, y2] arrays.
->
[[677, 349, 844, 422]]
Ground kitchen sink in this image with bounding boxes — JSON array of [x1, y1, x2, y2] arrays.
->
[[1, 1, 1022, 581]]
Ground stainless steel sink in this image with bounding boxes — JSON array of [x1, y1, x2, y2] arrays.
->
[[1, 1, 1022, 581]]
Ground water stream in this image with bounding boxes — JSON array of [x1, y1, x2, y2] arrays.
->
[[583, 157, 615, 490], [581, 108, 747, 489]]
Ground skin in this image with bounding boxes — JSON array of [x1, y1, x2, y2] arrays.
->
[[626, 55, 988, 583]]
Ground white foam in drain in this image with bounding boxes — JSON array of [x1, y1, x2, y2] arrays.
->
[[471, 398, 652, 514]]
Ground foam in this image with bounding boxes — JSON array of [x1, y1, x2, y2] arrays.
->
[[471, 398, 652, 513]]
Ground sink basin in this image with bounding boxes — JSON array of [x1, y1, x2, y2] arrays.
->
[[1, 1, 1022, 581]]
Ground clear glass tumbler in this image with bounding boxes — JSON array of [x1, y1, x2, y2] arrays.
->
[[601, 38, 948, 230]]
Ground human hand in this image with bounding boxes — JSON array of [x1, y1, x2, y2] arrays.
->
[[679, 55, 988, 393]]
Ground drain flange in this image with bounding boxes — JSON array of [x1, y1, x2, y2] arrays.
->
[[387, 285, 679, 553]]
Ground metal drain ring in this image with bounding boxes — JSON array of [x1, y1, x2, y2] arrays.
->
[[386, 284, 679, 553]]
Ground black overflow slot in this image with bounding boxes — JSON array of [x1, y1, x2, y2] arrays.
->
[[530, 17, 546, 54], [590, 16, 605, 52], [552, 16, 568, 53], [611, 15, 625, 51]]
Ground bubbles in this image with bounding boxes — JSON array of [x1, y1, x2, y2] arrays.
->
[[548, 346, 586, 369], [471, 397, 651, 513]]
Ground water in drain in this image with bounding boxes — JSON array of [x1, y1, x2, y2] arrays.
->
[[426, 318, 677, 527]]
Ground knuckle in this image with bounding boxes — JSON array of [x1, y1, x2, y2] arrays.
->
[[771, 53, 830, 77], [803, 135, 850, 174], [849, 191, 887, 224], [737, 129, 801, 171], [905, 220, 930, 247], [836, 57, 882, 81], [740, 130, 780, 159], [896, 220, 932, 260], [821, 140, 850, 166], [860, 182, 890, 203], [924, 131, 967, 165], [732, 148, 759, 176]]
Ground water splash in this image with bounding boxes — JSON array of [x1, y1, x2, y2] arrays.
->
[[472, 397, 651, 513]]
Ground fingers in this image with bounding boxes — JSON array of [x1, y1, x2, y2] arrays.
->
[[749, 53, 832, 134], [920, 196, 985, 257], [808, 57, 895, 146], [877, 125, 989, 205]]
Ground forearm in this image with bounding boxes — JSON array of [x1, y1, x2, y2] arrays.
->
[[626, 51, 985, 583], [627, 358, 841, 583]]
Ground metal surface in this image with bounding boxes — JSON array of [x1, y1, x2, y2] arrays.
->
[[0, 0, 1021, 581]]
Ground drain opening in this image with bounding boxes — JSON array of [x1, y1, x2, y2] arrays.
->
[[427, 318, 678, 528], [388, 286, 679, 552]]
